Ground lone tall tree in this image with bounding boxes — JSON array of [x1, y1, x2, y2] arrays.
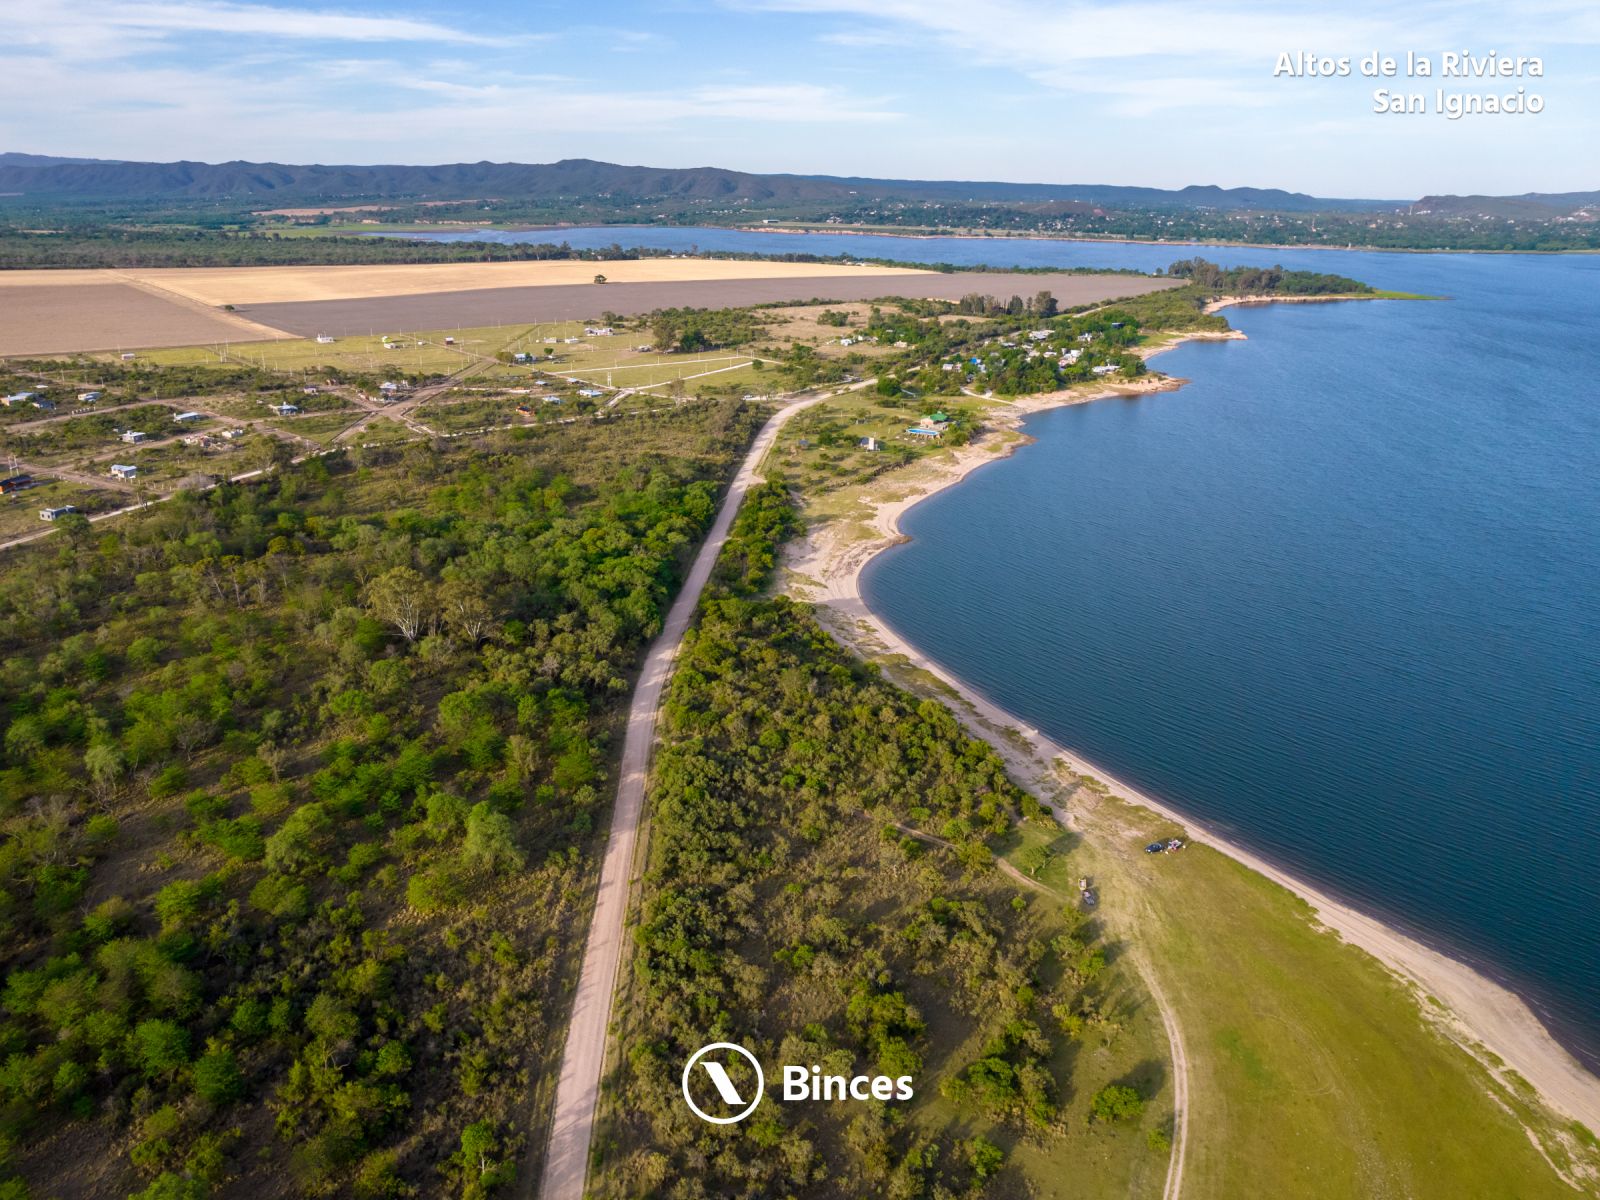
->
[[363, 566, 433, 642]]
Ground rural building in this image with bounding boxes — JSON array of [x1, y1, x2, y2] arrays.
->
[[219, 429, 245, 440], [39, 505, 78, 521], [2, 392, 38, 407], [577, 388, 604, 398], [32, 398, 55, 411], [302, 386, 319, 396], [78, 391, 102, 403], [860, 436, 881, 451], [513, 352, 531, 363], [109, 464, 138, 480], [0, 474, 33, 494], [1092, 364, 1118, 376], [269, 403, 300, 416], [174, 411, 203, 423], [121, 430, 146, 444], [315, 335, 336, 344], [120, 353, 136, 361], [583, 326, 614, 336]]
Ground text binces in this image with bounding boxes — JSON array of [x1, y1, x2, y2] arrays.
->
[[782, 1065, 914, 1102]]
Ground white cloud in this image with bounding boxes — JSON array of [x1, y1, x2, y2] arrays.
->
[[9, 0, 501, 51]]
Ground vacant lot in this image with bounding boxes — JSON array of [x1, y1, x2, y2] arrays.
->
[[244, 272, 1178, 339], [0, 280, 282, 356]]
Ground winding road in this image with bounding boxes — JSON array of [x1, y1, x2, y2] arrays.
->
[[535, 390, 829, 1200]]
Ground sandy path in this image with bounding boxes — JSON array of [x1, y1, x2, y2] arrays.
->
[[782, 332, 1600, 1138], [535, 389, 833, 1200]]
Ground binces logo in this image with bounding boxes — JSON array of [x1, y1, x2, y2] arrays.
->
[[681, 1041, 916, 1124], [681, 1042, 765, 1125]]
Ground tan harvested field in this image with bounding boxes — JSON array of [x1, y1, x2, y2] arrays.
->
[[56, 259, 929, 306], [245, 271, 1180, 340], [0, 279, 285, 356], [0, 263, 1178, 356]]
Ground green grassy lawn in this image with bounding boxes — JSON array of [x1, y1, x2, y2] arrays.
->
[[1075, 789, 1598, 1199]]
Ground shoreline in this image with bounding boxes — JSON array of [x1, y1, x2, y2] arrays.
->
[[354, 222, 1597, 257], [781, 319, 1600, 1133], [721, 223, 1599, 257]]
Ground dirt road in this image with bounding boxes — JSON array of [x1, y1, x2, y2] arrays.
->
[[535, 390, 828, 1200]]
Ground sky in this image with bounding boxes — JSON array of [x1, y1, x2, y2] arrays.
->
[[0, 0, 1595, 197]]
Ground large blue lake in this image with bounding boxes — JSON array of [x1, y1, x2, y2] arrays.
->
[[421, 225, 1600, 1066]]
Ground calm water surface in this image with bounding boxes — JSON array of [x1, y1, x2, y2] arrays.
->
[[420, 226, 1600, 1065]]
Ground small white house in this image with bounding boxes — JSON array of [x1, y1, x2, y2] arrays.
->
[[577, 388, 604, 398], [315, 335, 336, 344], [78, 391, 102, 403], [219, 428, 245, 441], [121, 430, 147, 444], [270, 403, 300, 416], [39, 505, 78, 521], [860, 436, 881, 451], [1092, 364, 1118, 376], [109, 463, 138, 480], [174, 411, 203, 423], [2, 392, 37, 407]]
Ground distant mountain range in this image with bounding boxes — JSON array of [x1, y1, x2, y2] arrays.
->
[[1413, 192, 1600, 218], [0, 154, 1592, 217]]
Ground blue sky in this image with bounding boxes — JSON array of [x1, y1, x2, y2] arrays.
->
[[0, 0, 1595, 197]]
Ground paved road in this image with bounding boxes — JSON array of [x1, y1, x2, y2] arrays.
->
[[536, 390, 827, 1200]]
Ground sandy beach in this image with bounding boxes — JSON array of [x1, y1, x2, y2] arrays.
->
[[782, 328, 1600, 1134]]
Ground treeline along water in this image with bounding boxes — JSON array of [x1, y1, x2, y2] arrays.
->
[[418, 225, 1600, 1067]]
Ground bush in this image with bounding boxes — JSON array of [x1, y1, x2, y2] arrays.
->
[[193, 1046, 243, 1104], [1090, 1083, 1144, 1123], [130, 1020, 190, 1078]]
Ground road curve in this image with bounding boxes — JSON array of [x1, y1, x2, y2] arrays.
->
[[536, 391, 828, 1200]]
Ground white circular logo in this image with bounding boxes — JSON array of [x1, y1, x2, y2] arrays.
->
[[681, 1042, 764, 1124]]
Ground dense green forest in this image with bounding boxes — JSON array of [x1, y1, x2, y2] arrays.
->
[[0, 399, 761, 1199], [1163, 258, 1372, 294], [596, 485, 1164, 1199]]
